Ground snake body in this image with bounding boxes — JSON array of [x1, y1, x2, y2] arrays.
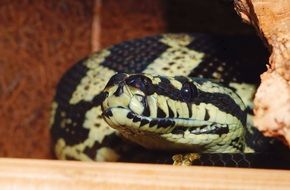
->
[[50, 34, 289, 167]]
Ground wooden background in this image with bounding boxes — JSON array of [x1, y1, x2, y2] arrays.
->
[[1, 158, 289, 190]]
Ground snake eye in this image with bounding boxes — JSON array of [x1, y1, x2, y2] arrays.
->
[[180, 82, 198, 102], [125, 74, 154, 95]]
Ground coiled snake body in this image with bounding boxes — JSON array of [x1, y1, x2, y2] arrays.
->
[[51, 34, 289, 168]]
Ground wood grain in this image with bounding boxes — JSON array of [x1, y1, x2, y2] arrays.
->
[[0, 158, 289, 190]]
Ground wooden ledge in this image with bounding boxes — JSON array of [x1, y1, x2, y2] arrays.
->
[[0, 158, 289, 190]]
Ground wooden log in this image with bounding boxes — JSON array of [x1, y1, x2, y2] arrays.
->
[[234, 0, 290, 146], [0, 158, 289, 190]]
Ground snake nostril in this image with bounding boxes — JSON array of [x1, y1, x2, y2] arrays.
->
[[125, 74, 155, 95], [125, 74, 144, 88]]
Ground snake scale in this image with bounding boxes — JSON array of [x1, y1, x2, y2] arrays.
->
[[50, 33, 290, 168]]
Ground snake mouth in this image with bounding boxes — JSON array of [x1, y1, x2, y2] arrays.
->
[[102, 106, 176, 134], [102, 106, 230, 137]]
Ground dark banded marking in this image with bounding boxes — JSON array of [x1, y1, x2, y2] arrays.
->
[[187, 35, 267, 84], [174, 76, 189, 84], [204, 109, 210, 121], [157, 119, 173, 129], [113, 85, 124, 97], [195, 92, 246, 125], [142, 97, 151, 117], [54, 58, 89, 103], [194, 91, 245, 125], [105, 73, 127, 88], [127, 112, 134, 119], [133, 116, 141, 123], [187, 103, 192, 118], [157, 106, 167, 118], [211, 126, 229, 136], [149, 120, 158, 128], [168, 103, 175, 118], [103, 109, 113, 117], [150, 78, 246, 124], [128, 111, 174, 129], [52, 91, 108, 146], [158, 76, 172, 87], [100, 35, 169, 73], [140, 119, 150, 127]]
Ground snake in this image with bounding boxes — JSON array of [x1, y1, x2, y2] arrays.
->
[[50, 33, 289, 168]]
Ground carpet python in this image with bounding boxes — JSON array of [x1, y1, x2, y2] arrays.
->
[[50, 33, 289, 168]]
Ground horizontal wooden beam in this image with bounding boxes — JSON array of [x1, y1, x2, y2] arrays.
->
[[0, 158, 289, 190]]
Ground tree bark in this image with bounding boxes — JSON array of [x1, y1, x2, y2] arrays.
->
[[234, 0, 290, 146]]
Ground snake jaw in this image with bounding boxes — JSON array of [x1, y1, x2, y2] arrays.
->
[[102, 107, 175, 134]]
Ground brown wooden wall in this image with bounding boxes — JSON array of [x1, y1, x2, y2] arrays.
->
[[0, 0, 93, 158], [0, 0, 254, 159]]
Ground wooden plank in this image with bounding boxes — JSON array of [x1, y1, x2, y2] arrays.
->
[[0, 158, 289, 190], [91, 0, 102, 52]]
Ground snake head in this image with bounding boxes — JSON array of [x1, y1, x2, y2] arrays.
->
[[101, 73, 247, 153]]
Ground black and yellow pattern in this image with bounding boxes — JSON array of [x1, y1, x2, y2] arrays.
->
[[102, 73, 246, 153], [50, 33, 289, 167]]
